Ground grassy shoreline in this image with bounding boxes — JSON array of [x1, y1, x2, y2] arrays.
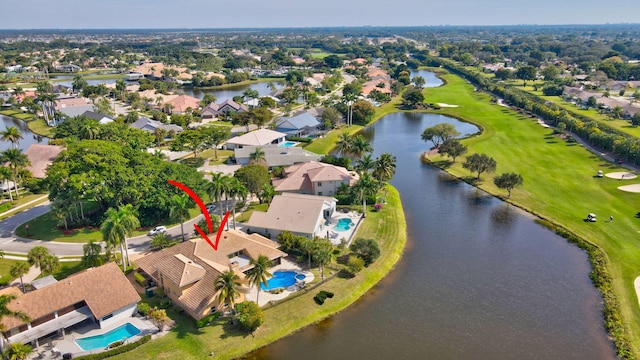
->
[[422, 70, 640, 357], [114, 185, 406, 359]]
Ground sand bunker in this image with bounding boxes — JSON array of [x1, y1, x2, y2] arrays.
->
[[618, 184, 640, 193], [436, 103, 459, 108], [605, 172, 637, 180]]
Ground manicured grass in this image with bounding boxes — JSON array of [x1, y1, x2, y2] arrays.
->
[[423, 71, 640, 356], [0, 258, 29, 287], [0, 109, 35, 121], [26, 119, 54, 137], [50, 74, 124, 81], [191, 77, 285, 90], [303, 125, 363, 154], [234, 202, 269, 223], [112, 185, 405, 360], [0, 194, 49, 220], [309, 52, 334, 59]]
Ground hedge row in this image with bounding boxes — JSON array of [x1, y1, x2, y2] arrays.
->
[[73, 335, 152, 360], [536, 219, 633, 359], [314, 290, 334, 305]]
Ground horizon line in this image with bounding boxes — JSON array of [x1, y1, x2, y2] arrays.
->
[[1, 23, 640, 32]]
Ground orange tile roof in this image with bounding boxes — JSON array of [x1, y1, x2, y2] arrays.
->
[[24, 144, 64, 178], [1, 262, 140, 330]]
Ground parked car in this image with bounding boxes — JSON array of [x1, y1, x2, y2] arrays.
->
[[148, 226, 167, 236], [206, 204, 216, 214]]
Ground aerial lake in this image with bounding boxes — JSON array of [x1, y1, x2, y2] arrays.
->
[[247, 111, 615, 359]]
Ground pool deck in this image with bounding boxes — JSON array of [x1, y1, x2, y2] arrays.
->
[[246, 257, 315, 307], [28, 316, 158, 359], [326, 211, 363, 246]]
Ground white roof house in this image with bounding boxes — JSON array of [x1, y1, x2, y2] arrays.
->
[[245, 193, 337, 239], [225, 128, 286, 150], [234, 145, 322, 167]]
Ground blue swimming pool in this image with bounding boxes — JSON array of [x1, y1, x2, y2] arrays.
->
[[261, 271, 306, 290], [75, 323, 141, 351], [279, 141, 298, 147], [334, 218, 353, 232]]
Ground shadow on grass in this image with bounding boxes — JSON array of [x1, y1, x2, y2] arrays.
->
[[429, 160, 452, 168], [219, 320, 251, 340]]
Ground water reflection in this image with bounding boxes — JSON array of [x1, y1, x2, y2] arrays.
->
[[0, 114, 48, 152]]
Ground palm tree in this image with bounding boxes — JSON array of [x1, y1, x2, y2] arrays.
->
[[246, 255, 272, 304], [353, 173, 379, 218], [170, 194, 191, 241], [81, 241, 103, 268], [335, 132, 354, 158], [0, 294, 30, 350], [27, 246, 49, 271], [0, 166, 14, 201], [37, 93, 57, 125], [373, 153, 397, 182], [260, 183, 276, 205], [11, 86, 24, 99], [313, 240, 333, 282], [79, 119, 101, 140], [72, 74, 87, 94], [249, 147, 266, 164], [0, 127, 23, 149], [342, 92, 357, 127], [3, 342, 33, 360], [40, 254, 60, 276], [351, 135, 372, 160], [227, 177, 248, 230], [9, 263, 29, 291], [1, 149, 30, 200], [214, 269, 243, 315], [208, 172, 230, 221], [356, 154, 375, 175], [100, 204, 140, 271]]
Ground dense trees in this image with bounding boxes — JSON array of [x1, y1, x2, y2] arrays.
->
[[234, 164, 270, 203], [46, 140, 205, 227]]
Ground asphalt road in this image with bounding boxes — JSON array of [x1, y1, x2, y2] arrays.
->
[[0, 200, 239, 257]]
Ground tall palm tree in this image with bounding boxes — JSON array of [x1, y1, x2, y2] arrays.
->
[[351, 135, 372, 160], [249, 147, 266, 165], [37, 93, 57, 125], [313, 240, 333, 282], [27, 246, 49, 272], [0, 127, 23, 149], [40, 255, 60, 276], [81, 241, 103, 268], [246, 255, 272, 304], [373, 153, 397, 182], [80, 119, 101, 140], [335, 132, 354, 158], [9, 263, 29, 291], [100, 204, 140, 271], [356, 154, 375, 175], [170, 194, 191, 241], [0, 166, 14, 201], [11, 86, 24, 99], [353, 173, 378, 218], [227, 177, 248, 230], [342, 92, 357, 127], [208, 172, 230, 221], [214, 269, 243, 315], [0, 149, 30, 200], [260, 183, 276, 205], [0, 294, 30, 349]]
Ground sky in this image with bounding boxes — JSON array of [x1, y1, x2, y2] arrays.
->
[[3, 0, 640, 29]]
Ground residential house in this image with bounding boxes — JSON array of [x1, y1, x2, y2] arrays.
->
[[130, 117, 183, 133], [245, 193, 337, 239], [135, 230, 287, 320], [24, 144, 64, 179], [218, 99, 248, 116], [225, 128, 286, 150], [233, 144, 322, 167], [201, 102, 220, 120], [273, 161, 358, 196], [0, 262, 140, 349], [275, 112, 321, 137], [163, 94, 200, 114], [55, 64, 82, 72], [81, 110, 114, 124], [124, 72, 145, 81]]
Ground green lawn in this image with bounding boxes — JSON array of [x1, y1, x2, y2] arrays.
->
[[234, 202, 269, 223], [113, 184, 405, 360], [27, 119, 55, 137], [0, 194, 49, 220], [0, 258, 29, 287], [423, 71, 640, 356]]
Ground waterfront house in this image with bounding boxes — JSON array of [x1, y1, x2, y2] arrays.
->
[[0, 262, 140, 350], [275, 112, 321, 137], [225, 128, 286, 150], [135, 230, 286, 320], [233, 144, 322, 167], [245, 193, 337, 239], [24, 144, 65, 179], [273, 161, 358, 196]]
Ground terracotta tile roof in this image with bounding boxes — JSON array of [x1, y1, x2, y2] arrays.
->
[[164, 94, 201, 114], [1, 262, 140, 330], [274, 161, 356, 193], [136, 231, 286, 318], [24, 144, 64, 179]]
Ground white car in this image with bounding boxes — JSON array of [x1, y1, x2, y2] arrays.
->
[[148, 226, 167, 236]]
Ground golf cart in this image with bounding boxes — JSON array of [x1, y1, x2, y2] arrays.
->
[[587, 213, 597, 222]]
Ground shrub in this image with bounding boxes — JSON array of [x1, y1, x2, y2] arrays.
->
[[0, 202, 13, 213], [73, 335, 151, 360], [373, 203, 382, 212], [345, 255, 365, 276], [235, 301, 264, 332], [180, 157, 205, 168], [196, 312, 220, 328], [137, 303, 151, 316], [314, 290, 335, 305], [134, 272, 146, 287], [349, 238, 381, 266], [109, 340, 124, 348]]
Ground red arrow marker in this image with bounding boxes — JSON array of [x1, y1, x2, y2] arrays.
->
[[168, 180, 230, 251]]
